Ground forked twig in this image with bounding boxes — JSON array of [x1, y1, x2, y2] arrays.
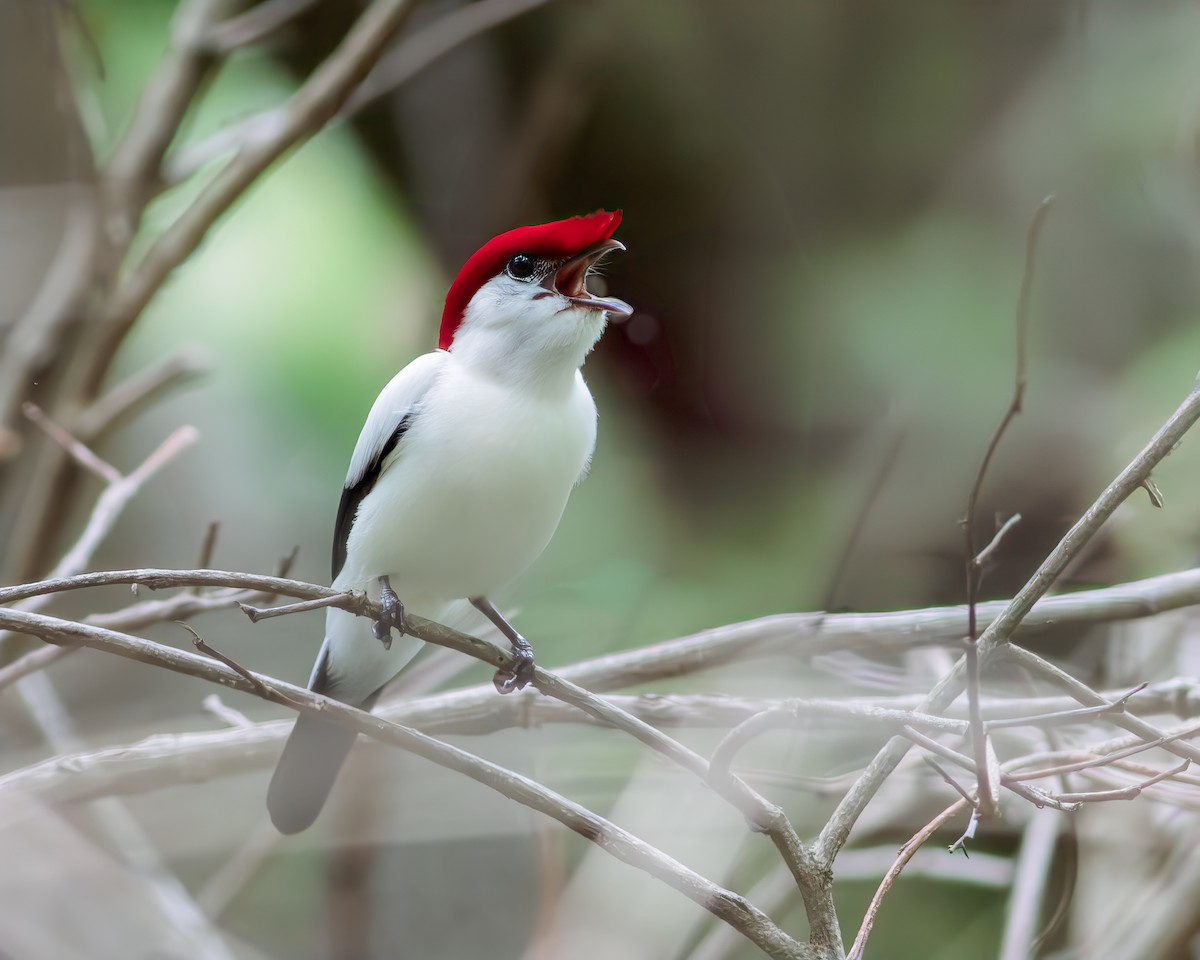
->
[[961, 195, 1055, 821]]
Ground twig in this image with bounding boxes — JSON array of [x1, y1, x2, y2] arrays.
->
[[103, 0, 238, 234], [0, 606, 812, 960], [984, 682, 1148, 731], [1053, 759, 1189, 803], [0, 427, 198, 654], [201, 693, 254, 729], [961, 195, 1054, 820], [822, 423, 905, 612], [238, 590, 360, 621], [998, 808, 1061, 960], [181, 622, 273, 699], [165, 0, 555, 184], [973, 512, 1023, 571], [23, 401, 120, 483], [7, 565, 1200, 679], [815, 376, 1200, 870], [0, 643, 76, 693], [710, 702, 967, 785], [75, 351, 209, 440], [98, 0, 423, 364], [197, 521, 220, 569], [922, 757, 977, 808], [847, 801, 968, 960], [206, 0, 320, 52], [1004, 645, 1200, 766]]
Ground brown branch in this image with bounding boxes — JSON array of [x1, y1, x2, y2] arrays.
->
[[847, 801, 969, 960]]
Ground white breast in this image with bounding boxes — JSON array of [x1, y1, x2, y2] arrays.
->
[[339, 361, 598, 609]]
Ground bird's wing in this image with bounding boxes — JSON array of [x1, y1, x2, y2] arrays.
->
[[331, 350, 448, 580]]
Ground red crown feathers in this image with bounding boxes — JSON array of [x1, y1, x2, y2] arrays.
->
[[438, 210, 623, 351]]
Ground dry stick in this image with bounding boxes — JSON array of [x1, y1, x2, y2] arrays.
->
[[7, 564, 1200, 675], [165, 0, 554, 184], [900, 726, 1077, 813], [1054, 760, 1190, 803], [1002, 645, 1200, 766], [206, 0, 321, 51], [98, 0, 422, 365], [997, 808, 1061, 960], [15, 697, 1200, 814], [814, 377, 1200, 871], [0, 586, 280, 695], [23, 402, 120, 482], [983, 682, 1147, 731], [961, 194, 1055, 821], [0, 419, 221, 959], [822, 423, 905, 613], [1010, 722, 1200, 783], [75, 351, 209, 441], [709, 702, 967, 784], [847, 801, 969, 960], [0, 426, 198, 656], [0, 194, 96, 435], [0, 608, 811, 960]]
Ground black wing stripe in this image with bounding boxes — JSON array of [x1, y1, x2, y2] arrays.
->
[[331, 414, 413, 580]]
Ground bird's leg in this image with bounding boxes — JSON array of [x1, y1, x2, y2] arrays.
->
[[373, 576, 405, 650], [470, 596, 536, 693]]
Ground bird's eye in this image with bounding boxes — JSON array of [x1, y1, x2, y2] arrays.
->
[[506, 253, 536, 281]]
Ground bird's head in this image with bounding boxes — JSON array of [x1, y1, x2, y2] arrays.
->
[[438, 211, 631, 381]]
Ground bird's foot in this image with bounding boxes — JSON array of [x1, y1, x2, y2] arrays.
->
[[493, 635, 536, 694], [373, 576, 405, 650]]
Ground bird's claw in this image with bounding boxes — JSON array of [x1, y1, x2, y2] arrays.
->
[[493, 644, 536, 694], [374, 578, 405, 650]]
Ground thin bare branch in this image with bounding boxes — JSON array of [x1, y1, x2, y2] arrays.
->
[[99, 0, 422, 362], [998, 808, 1061, 960], [206, 0, 320, 52], [75, 351, 208, 440], [815, 377, 1200, 870], [22, 401, 120, 482], [165, 0, 554, 184], [238, 590, 360, 622], [847, 801, 968, 960], [0, 606, 812, 960]]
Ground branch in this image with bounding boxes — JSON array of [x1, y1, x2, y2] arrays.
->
[[97, 0, 422, 364], [165, 0, 555, 185], [0, 606, 811, 960], [815, 376, 1200, 869], [962, 195, 1054, 821], [6, 564, 1200, 675]]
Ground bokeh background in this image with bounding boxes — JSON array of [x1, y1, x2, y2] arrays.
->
[[3, 0, 1200, 958]]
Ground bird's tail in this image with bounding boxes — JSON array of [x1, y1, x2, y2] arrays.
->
[[266, 710, 359, 835]]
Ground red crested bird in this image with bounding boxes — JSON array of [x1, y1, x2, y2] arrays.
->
[[267, 211, 630, 834]]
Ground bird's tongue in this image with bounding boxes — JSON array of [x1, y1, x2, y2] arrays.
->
[[554, 257, 590, 298]]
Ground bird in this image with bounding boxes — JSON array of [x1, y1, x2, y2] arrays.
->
[[266, 210, 630, 834]]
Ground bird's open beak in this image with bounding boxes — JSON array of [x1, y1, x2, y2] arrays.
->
[[546, 239, 633, 318]]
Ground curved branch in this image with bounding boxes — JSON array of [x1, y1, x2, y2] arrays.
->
[[0, 606, 810, 960]]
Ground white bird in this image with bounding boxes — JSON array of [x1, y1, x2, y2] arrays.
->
[[267, 210, 630, 834]]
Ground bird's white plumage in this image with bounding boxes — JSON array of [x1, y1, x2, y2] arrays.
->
[[316, 277, 604, 706], [269, 213, 626, 834]]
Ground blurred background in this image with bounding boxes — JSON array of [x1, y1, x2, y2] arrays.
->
[[3, 0, 1200, 958]]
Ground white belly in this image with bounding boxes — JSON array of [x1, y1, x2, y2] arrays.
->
[[339, 365, 597, 605]]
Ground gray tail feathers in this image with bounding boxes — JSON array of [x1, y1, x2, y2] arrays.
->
[[267, 712, 359, 835]]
